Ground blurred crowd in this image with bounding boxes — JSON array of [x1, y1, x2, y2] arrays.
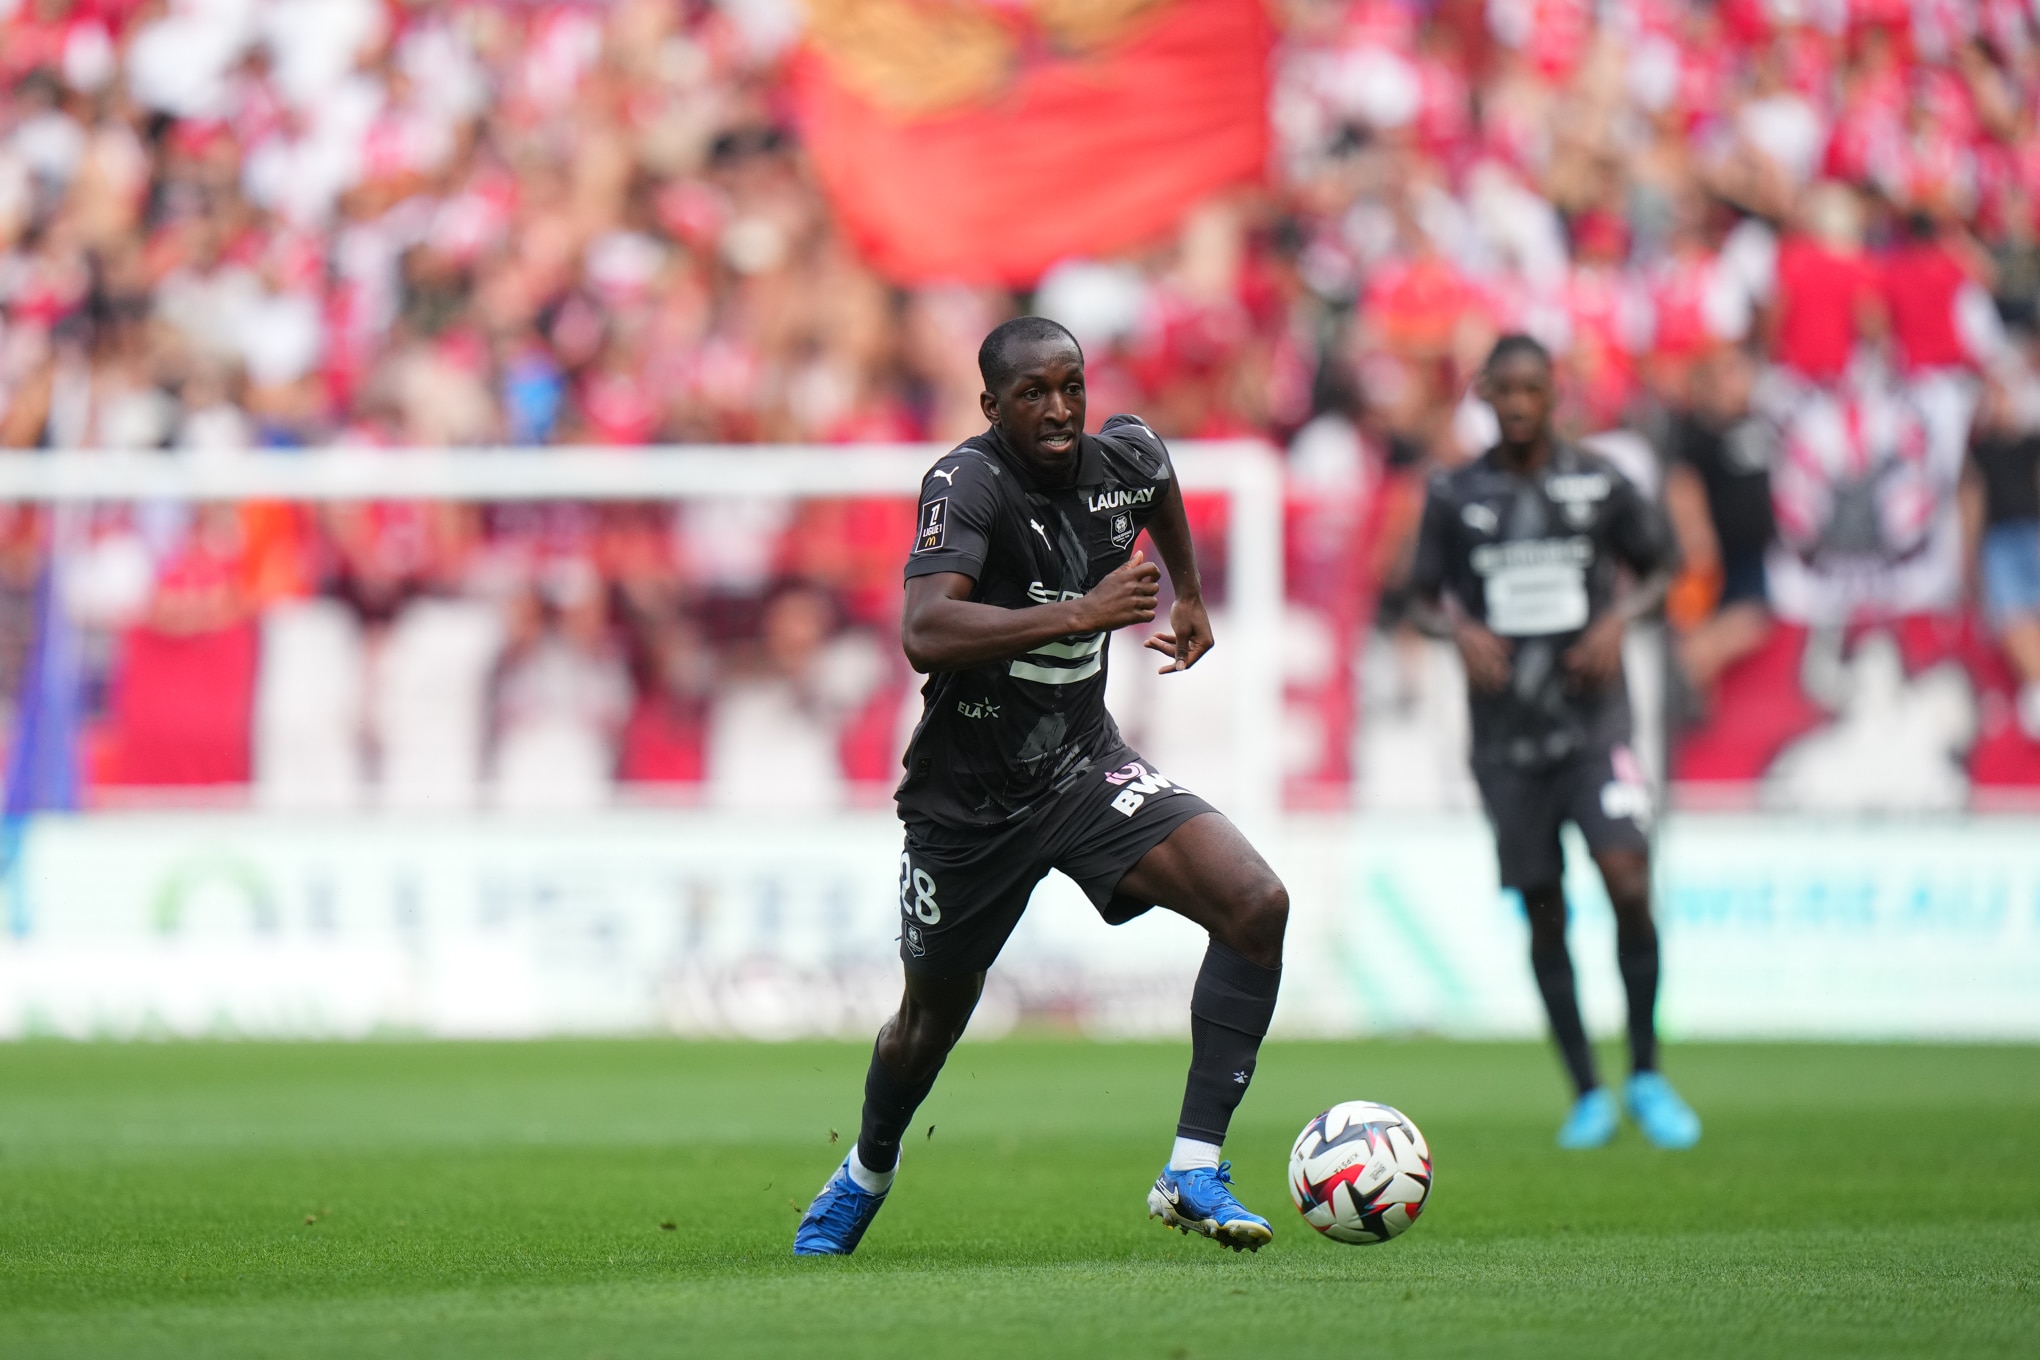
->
[[1, 0, 2039, 806]]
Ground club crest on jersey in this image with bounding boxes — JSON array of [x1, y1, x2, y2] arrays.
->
[[915, 497, 948, 552], [1546, 472, 1611, 527], [1110, 511, 1135, 549]]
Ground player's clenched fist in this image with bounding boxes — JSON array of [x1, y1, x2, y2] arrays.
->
[[1076, 550, 1162, 631], [1454, 619, 1512, 693]]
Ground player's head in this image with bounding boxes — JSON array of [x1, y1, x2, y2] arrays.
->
[[1479, 334, 1554, 450], [978, 316, 1087, 469]]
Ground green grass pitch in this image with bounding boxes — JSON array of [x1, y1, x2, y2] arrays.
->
[[1, 1039, 2034, 1358]]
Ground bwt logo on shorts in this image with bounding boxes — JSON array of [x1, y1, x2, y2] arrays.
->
[[1104, 760, 1178, 817]]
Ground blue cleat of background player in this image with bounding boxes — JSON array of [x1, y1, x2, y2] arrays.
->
[[793, 1154, 889, 1256], [1624, 1072, 1702, 1149], [1147, 1161, 1273, 1252], [1557, 1087, 1619, 1148]]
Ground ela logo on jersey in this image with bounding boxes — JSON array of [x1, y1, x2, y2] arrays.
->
[[915, 498, 947, 552]]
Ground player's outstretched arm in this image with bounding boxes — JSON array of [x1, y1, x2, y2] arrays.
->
[[900, 556, 1162, 673], [1137, 477, 1215, 673]]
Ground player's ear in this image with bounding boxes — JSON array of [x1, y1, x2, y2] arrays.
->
[[979, 388, 1000, 425]]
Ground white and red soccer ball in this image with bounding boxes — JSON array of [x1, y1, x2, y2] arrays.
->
[[1287, 1101, 1433, 1244]]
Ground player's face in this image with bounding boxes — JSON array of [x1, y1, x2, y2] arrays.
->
[[1484, 353, 1554, 448], [983, 339, 1087, 471]]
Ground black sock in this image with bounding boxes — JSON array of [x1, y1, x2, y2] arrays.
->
[[855, 1039, 942, 1173], [1526, 893, 1598, 1096], [1616, 913, 1661, 1074], [1176, 940, 1282, 1143]]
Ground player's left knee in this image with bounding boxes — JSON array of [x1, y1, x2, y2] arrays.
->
[[1230, 876, 1289, 967], [1597, 854, 1653, 920]]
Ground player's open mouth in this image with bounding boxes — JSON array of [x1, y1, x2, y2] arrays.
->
[[1039, 431, 1075, 452]]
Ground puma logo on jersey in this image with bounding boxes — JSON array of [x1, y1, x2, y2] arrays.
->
[[1462, 503, 1499, 535], [930, 466, 958, 485], [1029, 519, 1052, 546]]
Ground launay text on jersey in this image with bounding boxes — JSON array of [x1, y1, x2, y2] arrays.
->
[[1087, 487, 1156, 513]]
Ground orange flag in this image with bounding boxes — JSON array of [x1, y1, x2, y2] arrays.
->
[[792, 0, 1274, 286]]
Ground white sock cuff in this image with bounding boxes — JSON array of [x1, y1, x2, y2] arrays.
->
[[846, 1143, 898, 1194], [1169, 1136, 1223, 1172]]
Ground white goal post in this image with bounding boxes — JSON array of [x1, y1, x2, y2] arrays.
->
[[0, 441, 1288, 827]]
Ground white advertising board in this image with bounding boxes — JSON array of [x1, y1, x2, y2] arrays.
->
[[0, 811, 2034, 1041]]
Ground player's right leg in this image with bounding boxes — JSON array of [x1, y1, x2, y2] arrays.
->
[[1475, 760, 1612, 1146], [795, 822, 1041, 1256], [1525, 881, 1617, 1148], [794, 970, 983, 1256]]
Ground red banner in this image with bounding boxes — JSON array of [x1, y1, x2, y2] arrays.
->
[[792, 0, 1273, 285]]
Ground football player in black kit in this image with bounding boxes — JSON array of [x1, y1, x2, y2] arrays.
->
[[1408, 334, 1702, 1150], [795, 317, 1290, 1255]]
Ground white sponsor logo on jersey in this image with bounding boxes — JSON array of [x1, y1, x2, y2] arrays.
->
[[1087, 486, 1155, 514]]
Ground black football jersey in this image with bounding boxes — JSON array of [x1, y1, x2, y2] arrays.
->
[[1409, 442, 1672, 769], [897, 414, 1174, 828]]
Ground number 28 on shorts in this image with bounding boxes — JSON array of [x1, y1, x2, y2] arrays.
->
[[899, 854, 940, 924]]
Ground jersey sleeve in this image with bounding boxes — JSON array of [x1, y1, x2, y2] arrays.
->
[[1098, 413, 1175, 483], [904, 451, 1000, 582], [1604, 465, 1676, 576], [1407, 474, 1457, 598]]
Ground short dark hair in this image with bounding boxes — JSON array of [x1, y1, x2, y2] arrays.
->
[[1484, 333, 1552, 374], [978, 316, 1083, 391]]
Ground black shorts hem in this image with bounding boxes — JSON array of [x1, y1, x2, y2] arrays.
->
[[894, 748, 1215, 976]]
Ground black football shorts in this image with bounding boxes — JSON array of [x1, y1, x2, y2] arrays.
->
[[1471, 741, 1653, 891], [896, 746, 1216, 976]]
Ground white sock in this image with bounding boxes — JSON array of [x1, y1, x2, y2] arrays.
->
[[845, 1144, 897, 1195], [1169, 1136, 1223, 1172]]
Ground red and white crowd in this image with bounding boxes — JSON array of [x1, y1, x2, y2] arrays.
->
[[0, 0, 2036, 805]]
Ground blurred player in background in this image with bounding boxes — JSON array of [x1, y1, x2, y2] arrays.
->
[[1408, 335, 1702, 1150], [795, 318, 1290, 1255]]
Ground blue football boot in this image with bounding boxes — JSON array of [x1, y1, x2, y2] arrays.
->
[[1557, 1087, 1619, 1148], [1624, 1072, 1702, 1149], [1147, 1161, 1273, 1252], [793, 1153, 889, 1256]]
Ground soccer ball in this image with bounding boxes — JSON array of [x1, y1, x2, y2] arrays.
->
[[1287, 1101, 1432, 1244]]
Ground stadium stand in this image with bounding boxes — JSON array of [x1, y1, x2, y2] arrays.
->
[[1, 0, 2038, 810]]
